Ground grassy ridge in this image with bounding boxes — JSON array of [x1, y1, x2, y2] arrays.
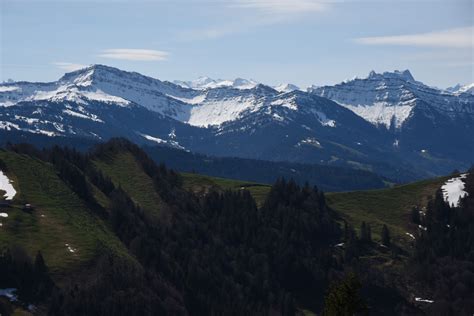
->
[[181, 172, 271, 206], [0, 151, 130, 278], [93, 151, 165, 217], [182, 171, 450, 245], [326, 176, 451, 243]]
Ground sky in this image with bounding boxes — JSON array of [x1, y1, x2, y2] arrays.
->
[[0, 0, 472, 88]]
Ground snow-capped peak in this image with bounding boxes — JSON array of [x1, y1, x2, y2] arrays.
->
[[274, 83, 300, 93], [458, 83, 474, 94], [173, 77, 259, 90], [59, 64, 96, 87], [0, 64, 197, 115], [309, 69, 473, 129], [445, 83, 463, 93], [367, 69, 415, 82], [447, 83, 474, 95], [232, 78, 259, 90]]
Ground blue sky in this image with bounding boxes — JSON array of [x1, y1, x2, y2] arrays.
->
[[1, 0, 472, 88]]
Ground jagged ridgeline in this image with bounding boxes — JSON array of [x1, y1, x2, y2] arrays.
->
[[1, 65, 473, 182], [0, 138, 341, 315]]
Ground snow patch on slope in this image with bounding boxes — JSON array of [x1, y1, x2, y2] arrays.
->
[[0, 86, 19, 92], [341, 103, 412, 128], [139, 133, 186, 150], [441, 174, 468, 207], [415, 297, 434, 304], [0, 171, 17, 200], [296, 137, 322, 148], [312, 110, 336, 127], [63, 109, 104, 123], [187, 96, 263, 127], [271, 96, 298, 110]]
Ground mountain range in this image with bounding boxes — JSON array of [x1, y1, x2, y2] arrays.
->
[[0, 64, 473, 182]]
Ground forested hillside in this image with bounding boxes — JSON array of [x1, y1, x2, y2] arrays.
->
[[410, 171, 474, 315], [0, 139, 342, 315], [143, 145, 387, 192], [0, 138, 472, 315], [0, 131, 388, 192]]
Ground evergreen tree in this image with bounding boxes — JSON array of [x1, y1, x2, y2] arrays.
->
[[381, 225, 391, 247], [33, 251, 53, 300], [343, 221, 350, 241], [367, 224, 372, 243], [411, 207, 421, 224], [34, 251, 47, 275], [344, 226, 359, 261], [322, 273, 368, 316], [360, 222, 367, 242], [359, 222, 372, 244]]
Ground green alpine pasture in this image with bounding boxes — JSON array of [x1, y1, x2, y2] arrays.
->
[[326, 176, 451, 243], [0, 150, 131, 280]]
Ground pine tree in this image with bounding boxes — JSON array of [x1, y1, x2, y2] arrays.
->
[[381, 224, 391, 247], [34, 251, 53, 300], [367, 224, 372, 243], [322, 273, 368, 316], [360, 222, 367, 242], [343, 221, 350, 241], [34, 251, 48, 275], [360, 222, 371, 244], [344, 226, 359, 261], [411, 207, 421, 224]]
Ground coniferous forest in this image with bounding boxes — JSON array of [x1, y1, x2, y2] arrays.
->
[[0, 139, 473, 315], [411, 168, 474, 315]]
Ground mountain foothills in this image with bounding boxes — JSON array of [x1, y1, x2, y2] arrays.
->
[[0, 139, 473, 315], [1, 65, 473, 182]]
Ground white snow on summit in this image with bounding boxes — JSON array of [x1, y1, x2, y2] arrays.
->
[[310, 69, 474, 129], [174, 77, 258, 90], [274, 83, 300, 93], [457, 83, 474, 95], [310, 70, 421, 128], [445, 83, 463, 93], [446, 83, 474, 95], [441, 174, 469, 207], [2, 65, 471, 138]]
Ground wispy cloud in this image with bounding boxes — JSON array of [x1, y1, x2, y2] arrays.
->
[[178, 17, 280, 41], [232, 0, 328, 14], [179, 0, 330, 41], [354, 26, 473, 48], [180, 26, 240, 41], [401, 49, 474, 68], [98, 49, 169, 61], [53, 62, 87, 72]]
